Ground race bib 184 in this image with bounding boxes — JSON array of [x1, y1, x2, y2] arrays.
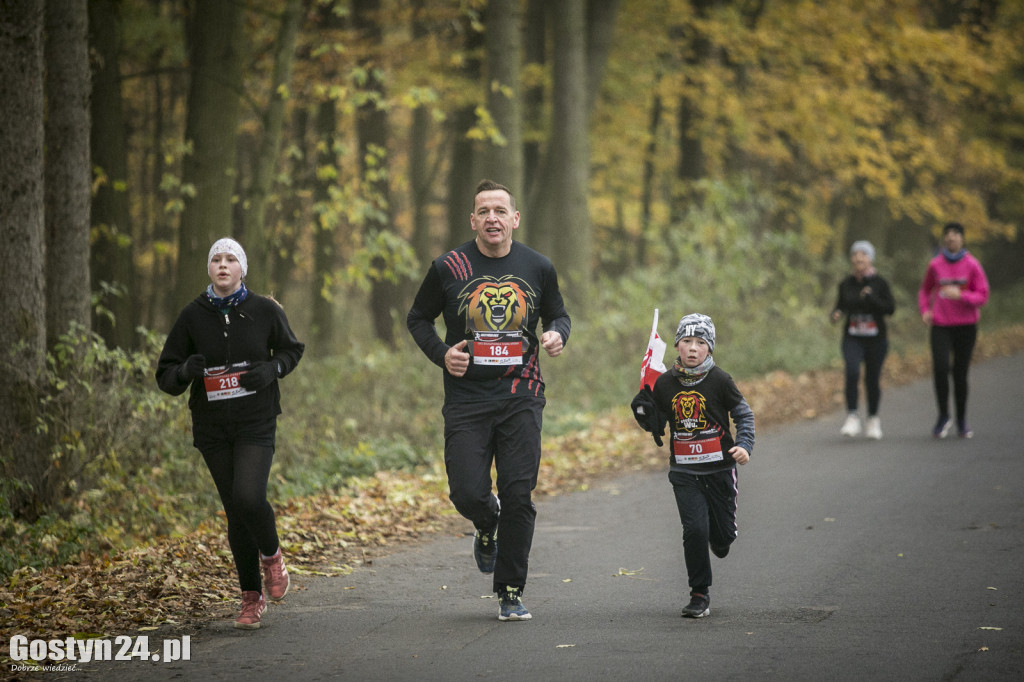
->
[[203, 363, 256, 401], [471, 331, 523, 366]]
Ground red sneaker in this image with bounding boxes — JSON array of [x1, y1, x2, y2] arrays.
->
[[234, 590, 266, 630], [261, 548, 290, 601]]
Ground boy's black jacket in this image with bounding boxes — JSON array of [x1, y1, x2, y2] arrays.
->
[[156, 293, 304, 424]]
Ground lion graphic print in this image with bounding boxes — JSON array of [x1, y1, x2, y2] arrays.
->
[[406, 240, 571, 403], [673, 391, 710, 433], [651, 365, 750, 473], [458, 276, 536, 334]]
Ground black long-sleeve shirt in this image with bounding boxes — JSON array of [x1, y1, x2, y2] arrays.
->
[[651, 365, 755, 475], [407, 240, 571, 404]]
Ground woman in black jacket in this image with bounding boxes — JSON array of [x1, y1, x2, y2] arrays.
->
[[157, 237, 304, 629], [830, 240, 895, 440]]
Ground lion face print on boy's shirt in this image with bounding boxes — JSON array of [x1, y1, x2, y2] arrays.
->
[[670, 390, 726, 465]]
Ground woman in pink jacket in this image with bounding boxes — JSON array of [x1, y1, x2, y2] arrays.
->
[[918, 222, 990, 438]]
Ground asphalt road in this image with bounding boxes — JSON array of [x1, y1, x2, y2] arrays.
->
[[43, 353, 1024, 681]]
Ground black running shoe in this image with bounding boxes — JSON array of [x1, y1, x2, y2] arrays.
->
[[710, 543, 730, 559], [473, 525, 497, 574], [682, 592, 710, 618]]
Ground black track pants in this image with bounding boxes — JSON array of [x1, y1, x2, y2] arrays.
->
[[442, 397, 544, 593], [668, 468, 739, 594]]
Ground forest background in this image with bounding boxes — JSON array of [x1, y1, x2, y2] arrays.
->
[[2, 0, 1024, 582]]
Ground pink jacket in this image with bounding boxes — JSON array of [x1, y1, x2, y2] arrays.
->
[[917, 251, 990, 327]]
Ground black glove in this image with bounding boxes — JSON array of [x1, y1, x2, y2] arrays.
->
[[239, 361, 278, 391], [650, 417, 665, 447], [630, 387, 666, 447], [178, 354, 206, 382]]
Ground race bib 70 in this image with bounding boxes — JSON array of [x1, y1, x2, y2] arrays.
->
[[672, 435, 724, 465]]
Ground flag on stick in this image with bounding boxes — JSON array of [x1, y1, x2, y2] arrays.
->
[[640, 309, 667, 390]]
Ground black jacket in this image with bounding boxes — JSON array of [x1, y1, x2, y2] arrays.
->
[[156, 292, 304, 424], [832, 272, 895, 341]]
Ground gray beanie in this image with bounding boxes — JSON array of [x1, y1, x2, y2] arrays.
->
[[208, 237, 248, 278], [675, 313, 716, 353], [850, 240, 875, 262]]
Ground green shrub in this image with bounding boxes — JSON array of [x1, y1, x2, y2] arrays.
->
[[0, 325, 208, 576]]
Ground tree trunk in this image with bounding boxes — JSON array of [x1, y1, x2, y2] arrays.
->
[[408, 0, 436, 268], [585, 0, 620, 114], [480, 0, 524, 224], [672, 0, 718, 222], [0, 0, 47, 517], [640, 76, 664, 267], [174, 0, 245, 312], [44, 0, 91, 349], [88, 0, 136, 349], [242, 0, 302, 294], [311, 99, 338, 356], [353, 0, 398, 346], [536, 0, 591, 297], [409, 100, 433, 267], [521, 0, 546, 226], [145, 44, 183, 334], [445, 11, 483, 252], [272, 106, 309, 295]]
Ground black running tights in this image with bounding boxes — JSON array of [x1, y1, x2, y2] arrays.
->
[[196, 429, 280, 592], [929, 324, 977, 424]]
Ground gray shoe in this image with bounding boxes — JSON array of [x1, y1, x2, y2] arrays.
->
[[681, 592, 710, 618]]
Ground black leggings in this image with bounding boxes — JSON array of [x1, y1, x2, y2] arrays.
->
[[842, 335, 888, 416], [194, 420, 280, 592], [929, 324, 977, 424]]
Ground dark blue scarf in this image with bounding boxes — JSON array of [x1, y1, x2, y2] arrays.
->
[[204, 282, 248, 311], [941, 248, 967, 263]]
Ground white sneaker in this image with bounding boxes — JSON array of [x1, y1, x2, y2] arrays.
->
[[865, 416, 882, 440], [840, 413, 861, 437]]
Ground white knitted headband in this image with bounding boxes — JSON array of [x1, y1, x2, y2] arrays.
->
[[208, 238, 248, 278]]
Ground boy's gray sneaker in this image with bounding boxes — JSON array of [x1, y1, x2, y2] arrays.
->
[[682, 592, 710, 618], [498, 586, 531, 621]]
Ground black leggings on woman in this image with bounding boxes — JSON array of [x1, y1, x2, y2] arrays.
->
[[194, 420, 280, 592], [929, 324, 978, 424], [842, 335, 888, 416]]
